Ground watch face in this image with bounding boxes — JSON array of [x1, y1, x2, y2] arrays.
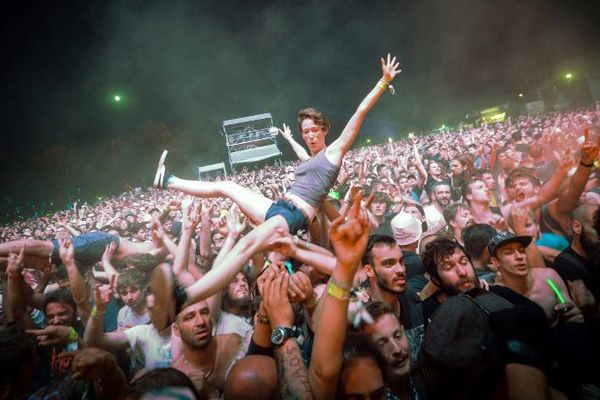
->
[[271, 328, 285, 346]]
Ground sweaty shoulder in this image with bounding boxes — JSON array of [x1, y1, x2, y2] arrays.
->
[[532, 267, 561, 281]]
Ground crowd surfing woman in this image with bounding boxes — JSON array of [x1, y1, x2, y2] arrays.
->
[[150, 54, 402, 326]]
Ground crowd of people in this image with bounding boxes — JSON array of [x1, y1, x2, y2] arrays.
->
[[1, 55, 600, 399]]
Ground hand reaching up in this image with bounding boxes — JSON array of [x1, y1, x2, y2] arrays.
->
[[262, 268, 294, 328], [226, 204, 246, 239], [6, 245, 25, 279], [94, 274, 116, 312], [381, 53, 402, 83], [330, 192, 372, 272]]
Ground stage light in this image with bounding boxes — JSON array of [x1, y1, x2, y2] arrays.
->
[[114, 95, 121, 102], [518, 93, 523, 98], [366, 139, 371, 143], [565, 73, 573, 80], [388, 137, 393, 143]]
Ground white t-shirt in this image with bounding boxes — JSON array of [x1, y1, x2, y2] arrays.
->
[[215, 311, 252, 337], [117, 306, 150, 330], [125, 324, 172, 371]]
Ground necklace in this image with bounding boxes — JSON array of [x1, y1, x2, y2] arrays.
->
[[181, 354, 214, 381]]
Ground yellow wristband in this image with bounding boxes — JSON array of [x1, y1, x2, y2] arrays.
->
[[378, 81, 389, 90], [91, 306, 106, 320], [327, 279, 350, 301]]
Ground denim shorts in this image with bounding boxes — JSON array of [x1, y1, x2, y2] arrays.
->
[[51, 231, 120, 266], [265, 199, 308, 235]]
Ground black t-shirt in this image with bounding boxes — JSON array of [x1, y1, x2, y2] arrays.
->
[[398, 288, 424, 331], [422, 285, 546, 331], [373, 212, 395, 236], [403, 250, 428, 293], [552, 246, 599, 300]]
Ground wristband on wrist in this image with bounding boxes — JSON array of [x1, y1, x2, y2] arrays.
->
[[327, 277, 351, 301], [580, 160, 594, 168], [91, 306, 106, 320], [67, 327, 78, 343], [378, 79, 396, 95]]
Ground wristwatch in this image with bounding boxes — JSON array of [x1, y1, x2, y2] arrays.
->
[[270, 326, 297, 347]]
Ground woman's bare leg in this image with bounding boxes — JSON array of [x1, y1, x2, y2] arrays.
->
[[187, 215, 289, 302], [168, 177, 273, 225]]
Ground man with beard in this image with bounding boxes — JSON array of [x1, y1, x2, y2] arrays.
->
[[360, 301, 421, 400], [423, 182, 452, 234], [390, 213, 428, 292], [362, 234, 423, 333], [216, 271, 253, 342], [553, 203, 600, 303], [171, 300, 241, 398], [420, 238, 480, 326], [442, 203, 474, 246]]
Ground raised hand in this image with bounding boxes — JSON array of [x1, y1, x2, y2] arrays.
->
[[58, 238, 76, 266], [226, 204, 246, 238], [150, 216, 166, 246], [6, 244, 25, 279], [101, 242, 117, 264], [380, 53, 402, 83], [267, 228, 298, 257], [182, 198, 201, 230], [277, 123, 293, 141], [509, 206, 530, 235], [580, 128, 600, 166], [330, 192, 371, 270], [94, 274, 116, 312], [262, 268, 294, 328], [27, 325, 73, 346], [287, 270, 314, 304]]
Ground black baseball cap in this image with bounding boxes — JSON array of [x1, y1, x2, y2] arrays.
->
[[487, 231, 532, 257]]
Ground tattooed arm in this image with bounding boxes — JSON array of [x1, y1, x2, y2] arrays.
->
[[262, 268, 314, 400], [275, 339, 314, 400]]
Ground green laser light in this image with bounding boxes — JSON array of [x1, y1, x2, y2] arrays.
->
[[114, 95, 121, 102]]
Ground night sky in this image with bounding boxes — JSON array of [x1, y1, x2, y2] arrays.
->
[[2, 0, 599, 221]]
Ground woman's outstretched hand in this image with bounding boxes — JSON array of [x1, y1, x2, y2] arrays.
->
[[381, 53, 401, 83]]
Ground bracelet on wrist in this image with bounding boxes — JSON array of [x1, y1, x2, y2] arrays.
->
[[327, 277, 351, 301], [91, 306, 106, 320], [378, 79, 395, 95]]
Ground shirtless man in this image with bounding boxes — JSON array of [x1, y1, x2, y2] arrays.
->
[[500, 131, 599, 238], [488, 231, 583, 324], [171, 300, 241, 398], [463, 178, 506, 230]]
